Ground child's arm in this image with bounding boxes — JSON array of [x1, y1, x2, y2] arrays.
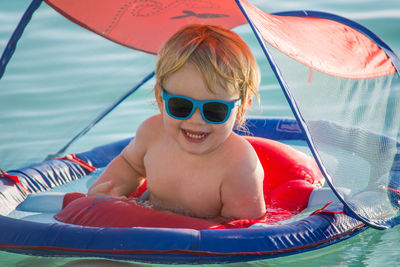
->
[[219, 142, 266, 220], [87, 146, 146, 197], [88, 116, 156, 197]]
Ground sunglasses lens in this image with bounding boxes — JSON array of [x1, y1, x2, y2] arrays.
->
[[168, 97, 193, 118], [203, 102, 229, 123]]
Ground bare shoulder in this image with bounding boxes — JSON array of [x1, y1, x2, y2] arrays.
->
[[128, 114, 163, 146], [137, 114, 164, 137], [121, 115, 164, 168], [224, 134, 261, 173]]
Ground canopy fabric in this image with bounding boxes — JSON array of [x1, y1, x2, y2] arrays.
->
[[44, 0, 247, 54], [239, 0, 396, 79], [44, 0, 396, 79]]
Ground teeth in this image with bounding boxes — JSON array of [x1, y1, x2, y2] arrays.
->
[[184, 130, 207, 139]]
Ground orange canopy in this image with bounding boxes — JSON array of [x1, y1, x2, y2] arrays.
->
[[44, 0, 396, 78], [44, 0, 247, 54], [239, 0, 396, 79]]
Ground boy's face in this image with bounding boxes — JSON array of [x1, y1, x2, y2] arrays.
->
[[159, 63, 239, 155]]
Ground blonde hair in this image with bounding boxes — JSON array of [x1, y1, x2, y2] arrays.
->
[[155, 24, 260, 128]]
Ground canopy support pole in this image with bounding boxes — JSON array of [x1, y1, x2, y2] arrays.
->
[[47, 71, 155, 160], [0, 0, 43, 80]]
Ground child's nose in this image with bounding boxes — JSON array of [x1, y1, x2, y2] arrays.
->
[[188, 107, 206, 123]]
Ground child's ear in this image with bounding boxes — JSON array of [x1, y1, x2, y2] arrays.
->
[[247, 97, 253, 107], [241, 97, 253, 113], [235, 96, 252, 125], [154, 86, 163, 112]]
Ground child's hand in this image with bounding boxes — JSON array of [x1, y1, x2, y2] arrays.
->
[[88, 181, 113, 196], [87, 181, 128, 201]]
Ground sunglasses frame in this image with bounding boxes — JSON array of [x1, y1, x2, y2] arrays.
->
[[161, 88, 241, 124]]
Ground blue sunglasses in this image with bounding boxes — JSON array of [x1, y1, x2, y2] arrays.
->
[[161, 89, 241, 124]]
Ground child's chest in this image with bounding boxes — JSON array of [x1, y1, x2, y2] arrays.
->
[[143, 144, 226, 217]]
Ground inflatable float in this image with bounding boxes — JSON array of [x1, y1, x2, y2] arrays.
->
[[0, 118, 369, 264], [1, 0, 400, 264]]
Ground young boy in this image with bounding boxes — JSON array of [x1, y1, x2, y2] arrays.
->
[[88, 24, 266, 222]]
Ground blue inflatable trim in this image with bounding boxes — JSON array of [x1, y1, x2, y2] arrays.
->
[[0, 118, 368, 264]]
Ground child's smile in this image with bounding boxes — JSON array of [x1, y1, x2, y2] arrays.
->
[[182, 129, 210, 143]]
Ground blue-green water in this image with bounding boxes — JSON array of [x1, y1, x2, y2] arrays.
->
[[1, 0, 400, 266]]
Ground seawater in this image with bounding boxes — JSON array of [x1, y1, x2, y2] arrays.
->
[[1, 0, 400, 266]]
